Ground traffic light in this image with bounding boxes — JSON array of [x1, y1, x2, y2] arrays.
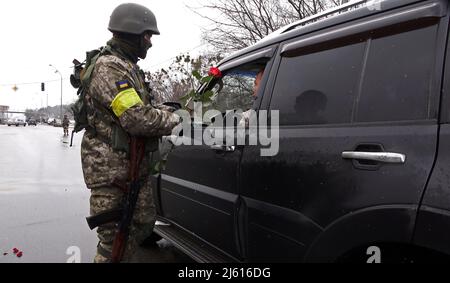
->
[[41, 83, 45, 92]]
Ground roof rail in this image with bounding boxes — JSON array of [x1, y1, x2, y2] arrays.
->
[[285, 0, 376, 32], [261, 0, 377, 41]]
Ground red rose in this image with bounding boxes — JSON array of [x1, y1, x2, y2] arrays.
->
[[208, 67, 222, 78], [16, 252, 23, 258], [13, 248, 19, 254]]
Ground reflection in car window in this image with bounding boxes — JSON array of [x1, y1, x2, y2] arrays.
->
[[271, 42, 365, 126], [357, 24, 438, 122]]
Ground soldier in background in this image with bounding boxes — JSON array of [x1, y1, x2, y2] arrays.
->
[[81, 3, 180, 263], [62, 115, 70, 137]]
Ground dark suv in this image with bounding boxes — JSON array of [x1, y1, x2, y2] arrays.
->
[[28, 119, 37, 126], [152, 0, 450, 262]]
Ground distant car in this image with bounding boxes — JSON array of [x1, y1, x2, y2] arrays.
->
[[53, 119, 62, 127], [28, 119, 37, 126], [47, 118, 55, 125], [8, 118, 26, 127]]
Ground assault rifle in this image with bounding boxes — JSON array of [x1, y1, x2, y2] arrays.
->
[[111, 136, 146, 262], [86, 136, 146, 263]]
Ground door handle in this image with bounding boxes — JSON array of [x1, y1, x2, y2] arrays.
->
[[210, 145, 236, 153], [342, 151, 406, 164]]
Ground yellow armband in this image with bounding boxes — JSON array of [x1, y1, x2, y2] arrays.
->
[[111, 82, 144, 117]]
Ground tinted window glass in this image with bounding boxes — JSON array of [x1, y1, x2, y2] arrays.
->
[[357, 24, 438, 122], [271, 42, 365, 126]]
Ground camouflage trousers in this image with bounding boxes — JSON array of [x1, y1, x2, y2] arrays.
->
[[89, 178, 156, 263]]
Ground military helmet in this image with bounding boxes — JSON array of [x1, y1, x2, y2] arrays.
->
[[108, 3, 160, 35]]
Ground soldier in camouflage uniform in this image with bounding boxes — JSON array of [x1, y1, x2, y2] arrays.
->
[[81, 3, 180, 263], [62, 115, 70, 137]]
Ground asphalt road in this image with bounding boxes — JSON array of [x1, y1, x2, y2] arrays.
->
[[0, 124, 192, 263]]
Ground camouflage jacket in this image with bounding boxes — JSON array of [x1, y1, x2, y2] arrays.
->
[[62, 118, 70, 127], [81, 52, 179, 189]]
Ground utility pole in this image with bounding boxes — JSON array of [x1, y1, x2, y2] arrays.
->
[[49, 64, 63, 120]]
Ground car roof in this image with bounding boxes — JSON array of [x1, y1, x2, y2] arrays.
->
[[219, 0, 427, 66]]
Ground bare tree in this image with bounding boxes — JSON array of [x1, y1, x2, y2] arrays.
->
[[191, 0, 347, 54], [147, 0, 354, 103], [146, 53, 223, 104]]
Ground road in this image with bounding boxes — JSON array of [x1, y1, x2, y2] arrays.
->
[[0, 124, 192, 263]]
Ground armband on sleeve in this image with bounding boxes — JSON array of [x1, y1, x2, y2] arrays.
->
[[110, 80, 144, 117]]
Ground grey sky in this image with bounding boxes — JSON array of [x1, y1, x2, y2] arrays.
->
[[0, 0, 208, 111]]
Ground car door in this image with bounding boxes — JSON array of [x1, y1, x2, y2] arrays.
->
[[414, 0, 450, 256], [156, 48, 276, 260], [240, 1, 447, 262]]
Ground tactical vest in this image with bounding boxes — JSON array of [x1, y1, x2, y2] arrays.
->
[[73, 46, 158, 155]]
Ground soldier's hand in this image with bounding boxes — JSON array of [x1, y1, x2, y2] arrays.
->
[[172, 112, 182, 124], [157, 102, 182, 113], [164, 111, 182, 128]]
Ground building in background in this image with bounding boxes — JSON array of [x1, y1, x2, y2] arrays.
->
[[0, 105, 9, 124]]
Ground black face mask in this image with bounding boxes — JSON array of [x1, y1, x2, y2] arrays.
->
[[110, 32, 153, 62], [138, 33, 153, 59]]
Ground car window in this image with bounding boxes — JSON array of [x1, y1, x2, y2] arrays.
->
[[205, 62, 268, 114], [356, 23, 439, 122], [271, 19, 440, 126], [270, 42, 365, 126]]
